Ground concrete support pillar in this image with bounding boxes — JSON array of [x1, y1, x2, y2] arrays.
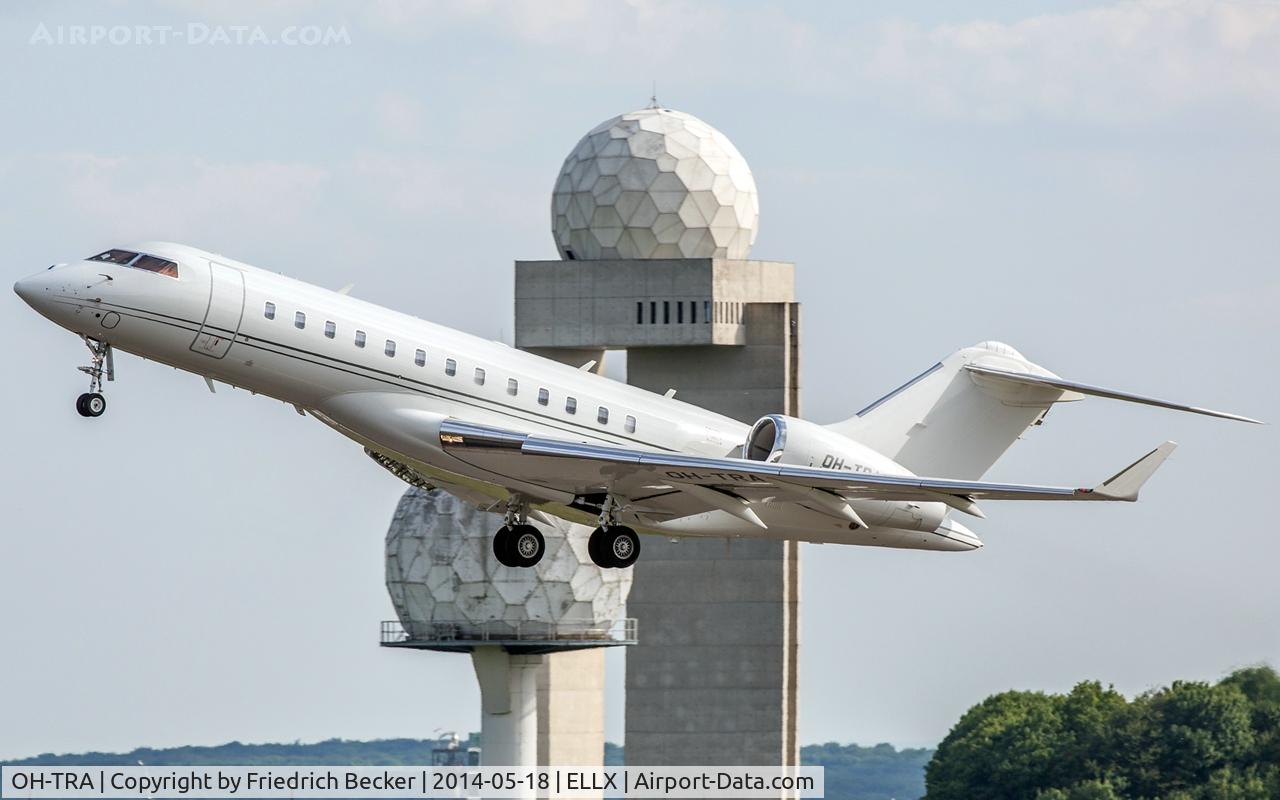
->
[[471, 648, 543, 771], [538, 649, 607, 766]]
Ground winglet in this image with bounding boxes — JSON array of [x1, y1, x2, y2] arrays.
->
[[1089, 441, 1178, 501]]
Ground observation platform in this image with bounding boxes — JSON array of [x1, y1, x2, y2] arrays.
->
[[380, 618, 637, 655]]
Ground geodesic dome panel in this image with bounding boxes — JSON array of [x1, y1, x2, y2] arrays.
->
[[385, 488, 631, 639], [552, 108, 759, 261]]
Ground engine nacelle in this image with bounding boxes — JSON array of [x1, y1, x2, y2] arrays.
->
[[743, 415, 946, 531], [745, 414, 909, 475]]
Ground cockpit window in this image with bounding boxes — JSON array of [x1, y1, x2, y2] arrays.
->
[[89, 249, 139, 264], [87, 249, 178, 278], [131, 254, 179, 277]]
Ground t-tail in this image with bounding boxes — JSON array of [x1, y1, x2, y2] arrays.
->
[[827, 341, 1261, 481]]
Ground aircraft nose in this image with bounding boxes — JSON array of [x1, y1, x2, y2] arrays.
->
[[13, 276, 36, 304], [14, 269, 58, 312]]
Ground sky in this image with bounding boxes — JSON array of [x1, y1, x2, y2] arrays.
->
[[1, 0, 1278, 759]]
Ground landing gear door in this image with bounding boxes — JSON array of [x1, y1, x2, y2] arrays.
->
[[190, 260, 245, 359]]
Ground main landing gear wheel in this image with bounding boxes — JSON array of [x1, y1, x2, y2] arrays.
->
[[588, 526, 640, 569], [76, 392, 106, 418], [492, 524, 545, 568]]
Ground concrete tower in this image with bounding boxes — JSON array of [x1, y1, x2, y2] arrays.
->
[[517, 107, 800, 768]]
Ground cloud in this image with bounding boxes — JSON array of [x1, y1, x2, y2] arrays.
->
[[859, 1, 1280, 124], [3, 147, 547, 258], [361, 0, 1280, 126], [371, 90, 428, 142], [37, 154, 331, 241], [1185, 280, 1280, 329]]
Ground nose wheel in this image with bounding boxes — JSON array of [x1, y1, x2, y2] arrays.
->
[[76, 392, 106, 417], [75, 336, 114, 418]]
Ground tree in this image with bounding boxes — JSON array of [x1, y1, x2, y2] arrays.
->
[[1054, 681, 1127, 787], [1220, 664, 1280, 766], [925, 690, 1066, 800], [1034, 779, 1125, 800], [1119, 681, 1254, 797], [926, 666, 1277, 800]]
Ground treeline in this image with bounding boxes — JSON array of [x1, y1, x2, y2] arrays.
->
[[804, 741, 932, 799], [925, 665, 1280, 800], [4, 736, 479, 766], [8, 738, 931, 800]]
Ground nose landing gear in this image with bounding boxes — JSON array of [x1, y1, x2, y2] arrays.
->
[[76, 336, 113, 418]]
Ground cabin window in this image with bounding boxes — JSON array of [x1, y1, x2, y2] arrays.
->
[[415, 349, 426, 367], [385, 339, 396, 357], [264, 301, 276, 320], [354, 330, 366, 348], [625, 414, 637, 433], [445, 358, 457, 376], [474, 367, 486, 386], [636, 302, 643, 324], [324, 321, 336, 339], [294, 311, 306, 329], [597, 406, 609, 425], [507, 378, 518, 396], [537, 387, 549, 406], [565, 396, 577, 415]]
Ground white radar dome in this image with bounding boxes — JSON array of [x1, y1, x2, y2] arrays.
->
[[385, 488, 631, 639], [552, 107, 760, 261]]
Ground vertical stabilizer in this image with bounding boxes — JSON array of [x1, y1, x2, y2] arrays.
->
[[827, 342, 1073, 479]]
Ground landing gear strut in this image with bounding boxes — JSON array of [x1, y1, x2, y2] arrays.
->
[[587, 496, 640, 569], [76, 336, 113, 418], [491, 495, 546, 568]]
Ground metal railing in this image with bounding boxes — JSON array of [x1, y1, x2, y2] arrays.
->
[[381, 617, 637, 647]]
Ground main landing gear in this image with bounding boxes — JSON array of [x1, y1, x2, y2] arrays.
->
[[492, 495, 547, 569], [76, 336, 113, 418], [587, 497, 640, 569]]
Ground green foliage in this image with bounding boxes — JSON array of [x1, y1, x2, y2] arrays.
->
[[925, 666, 1280, 800], [603, 740, 624, 766], [924, 690, 1067, 800], [801, 741, 933, 800], [1035, 779, 1125, 800], [7, 737, 932, 800], [4, 736, 482, 767]]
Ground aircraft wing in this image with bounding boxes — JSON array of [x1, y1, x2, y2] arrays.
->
[[438, 420, 1178, 517]]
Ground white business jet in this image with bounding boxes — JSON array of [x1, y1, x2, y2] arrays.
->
[[14, 243, 1260, 568]]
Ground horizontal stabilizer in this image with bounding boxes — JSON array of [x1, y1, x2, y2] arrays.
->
[[965, 364, 1262, 424], [1089, 441, 1178, 501]]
